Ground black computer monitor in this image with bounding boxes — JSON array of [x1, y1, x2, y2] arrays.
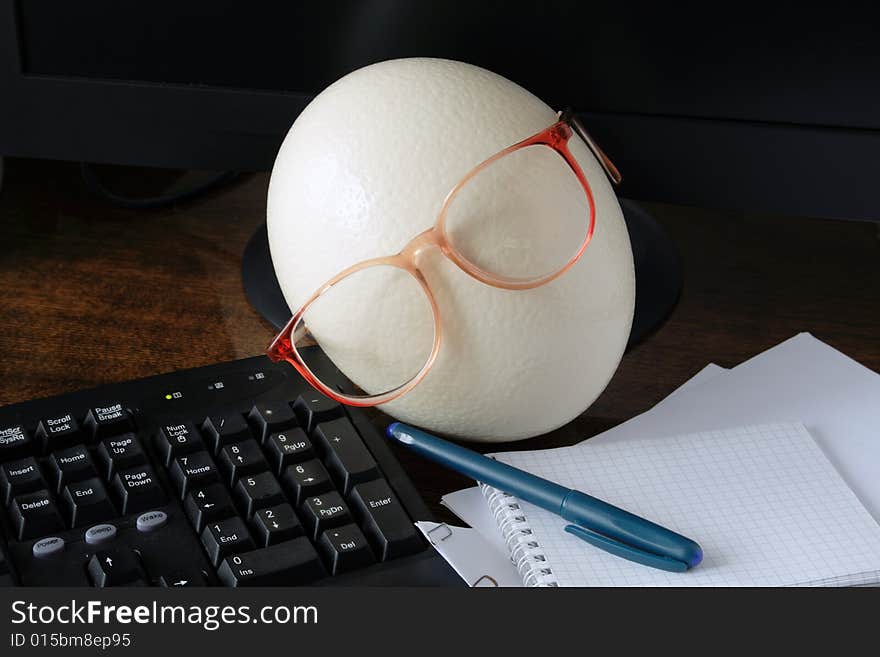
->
[[3, 0, 879, 220]]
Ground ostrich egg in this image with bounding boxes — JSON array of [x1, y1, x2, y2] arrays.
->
[[267, 58, 634, 442]]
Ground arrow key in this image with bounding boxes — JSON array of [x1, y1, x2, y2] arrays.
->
[[279, 459, 333, 507], [217, 440, 268, 486], [87, 548, 146, 587], [158, 570, 208, 587], [251, 502, 303, 547], [184, 483, 236, 533]]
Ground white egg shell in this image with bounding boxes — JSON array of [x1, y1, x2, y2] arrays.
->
[[267, 58, 634, 441]]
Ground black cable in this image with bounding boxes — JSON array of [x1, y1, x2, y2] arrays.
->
[[79, 162, 240, 210]]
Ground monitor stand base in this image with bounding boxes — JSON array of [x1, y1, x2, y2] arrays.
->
[[241, 199, 681, 350]]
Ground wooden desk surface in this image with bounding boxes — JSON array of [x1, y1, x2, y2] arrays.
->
[[1, 158, 878, 520]]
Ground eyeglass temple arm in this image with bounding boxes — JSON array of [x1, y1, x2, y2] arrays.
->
[[559, 109, 622, 185]]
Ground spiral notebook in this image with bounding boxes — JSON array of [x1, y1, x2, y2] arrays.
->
[[481, 422, 880, 586]]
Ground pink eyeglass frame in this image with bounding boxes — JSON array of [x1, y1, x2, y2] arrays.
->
[[267, 109, 621, 407]]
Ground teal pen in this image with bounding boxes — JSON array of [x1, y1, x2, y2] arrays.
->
[[387, 422, 703, 573]]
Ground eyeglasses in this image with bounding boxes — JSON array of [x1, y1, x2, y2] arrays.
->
[[267, 109, 621, 407]]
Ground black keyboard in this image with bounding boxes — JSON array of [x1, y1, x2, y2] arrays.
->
[[0, 351, 459, 587]]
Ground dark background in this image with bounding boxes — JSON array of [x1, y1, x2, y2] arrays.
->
[[4, 0, 880, 219], [17, 1, 880, 127]]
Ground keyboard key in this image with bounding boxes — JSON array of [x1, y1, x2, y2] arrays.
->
[[61, 477, 116, 527], [158, 570, 208, 587], [35, 413, 82, 452], [169, 451, 219, 498], [155, 422, 204, 466], [293, 393, 342, 433], [318, 523, 376, 575], [87, 548, 146, 587], [200, 516, 255, 567], [251, 503, 303, 547], [202, 413, 251, 454], [84, 523, 117, 546], [83, 403, 135, 440], [0, 424, 33, 460], [110, 464, 166, 514], [299, 491, 353, 540], [32, 536, 65, 558], [248, 401, 298, 441], [135, 510, 168, 533], [47, 444, 98, 494], [10, 489, 65, 540], [265, 429, 314, 474], [217, 537, 325, 587], [96, 433, 146, 479], [314, 418, 381, 493], [349, 479, 422, 561], [217, 440, 268, 486], [184, 484, 236, 533], [1, 457, 47, 505], [233, 472, 285, 519], [279, 459, 334, 507]]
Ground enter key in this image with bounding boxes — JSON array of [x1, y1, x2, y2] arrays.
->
[[349, 479, 423, 561]]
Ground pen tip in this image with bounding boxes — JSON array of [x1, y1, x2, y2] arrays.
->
[[386, 422, 415, 444]]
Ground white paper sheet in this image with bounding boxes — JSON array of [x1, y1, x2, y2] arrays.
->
[[496, 422, 880, 586], [415, 522, 522, 587], [442, 487, 512, 557], [658, 362, 727, 402], [588, 333, 880, 520]]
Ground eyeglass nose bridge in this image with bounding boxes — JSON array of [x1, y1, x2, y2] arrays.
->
[[396, 227, 443, 265]]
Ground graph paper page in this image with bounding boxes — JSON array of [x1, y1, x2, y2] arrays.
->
[[495, 422, 880, 586]]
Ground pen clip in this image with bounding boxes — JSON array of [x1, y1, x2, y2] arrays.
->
[[564, 524, 690, 573]]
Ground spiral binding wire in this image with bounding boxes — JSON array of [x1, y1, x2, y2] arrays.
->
[[481, 484, 558, 587]]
